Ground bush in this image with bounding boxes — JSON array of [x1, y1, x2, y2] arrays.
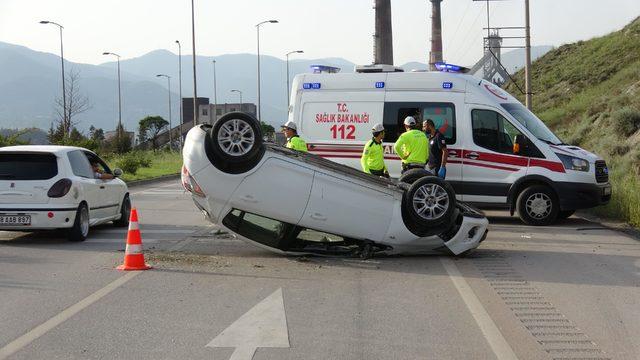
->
[[612, 107, 640, 137]]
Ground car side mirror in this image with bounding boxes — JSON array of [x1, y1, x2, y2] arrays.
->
[[513, 134, 528, 156], [113, 168, 123, 177]]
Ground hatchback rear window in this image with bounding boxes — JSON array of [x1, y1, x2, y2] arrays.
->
[[0, 153, 58, 180]]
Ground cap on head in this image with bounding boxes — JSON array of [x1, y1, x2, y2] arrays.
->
[[403, 116, 416, 126], [281, 120, 297, 131], [371, 123, 384, 133]]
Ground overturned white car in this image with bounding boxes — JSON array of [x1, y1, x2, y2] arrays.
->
[[182, 112, 488, 257]]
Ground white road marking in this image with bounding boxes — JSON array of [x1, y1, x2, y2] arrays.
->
[[0, 272, 141, 360], [207, 288, 290, 360], [440, 258, 519, 360]]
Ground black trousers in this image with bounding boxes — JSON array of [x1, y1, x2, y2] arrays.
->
[[369, 169, 389, 178], [401, 163, 425, 174]]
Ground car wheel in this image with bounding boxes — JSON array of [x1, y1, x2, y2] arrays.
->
[[206, 112, 265, 174], [402, 176, 456, 233], [68, 203, 89, 242], [113, 195, 131, 227], [557, 209, 575, 220], [398, 168, 434, 185], [516, 185, 559, 226]]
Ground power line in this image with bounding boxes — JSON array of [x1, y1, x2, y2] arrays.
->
[[449, 6, 484, 62]]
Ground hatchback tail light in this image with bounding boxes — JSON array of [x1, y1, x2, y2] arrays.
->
[[47, 178, 72, 198], [181, 166, 205, 197]]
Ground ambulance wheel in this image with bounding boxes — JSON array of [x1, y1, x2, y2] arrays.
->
[[398, 168, 435, 185], [402, 176, 456, 231], [207, 112, 264, 174], [516, 185, 559, 226]]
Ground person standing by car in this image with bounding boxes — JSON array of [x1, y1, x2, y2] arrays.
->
[[423, 119, 448, 179], [361, 123, 389, 178], [281, 120, 308, 152], [394, 116, 428, 174]]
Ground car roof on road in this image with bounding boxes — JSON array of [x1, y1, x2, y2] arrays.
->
[[0, 145, 91, 154]]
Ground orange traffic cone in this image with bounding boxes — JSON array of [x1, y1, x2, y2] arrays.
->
[[117, 208, 151, 271]]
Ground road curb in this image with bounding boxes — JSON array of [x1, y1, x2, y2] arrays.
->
[[125, 173, 180, 188], [576, 211, 640, 241]]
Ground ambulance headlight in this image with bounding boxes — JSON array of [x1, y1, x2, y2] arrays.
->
[[556, 153, 589, 172]]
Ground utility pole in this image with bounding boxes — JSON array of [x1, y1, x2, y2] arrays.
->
[[191, 0, 198, 125], [373, 0, 393, 65], [212, 60, 218, 121], [429, 0, 443, 70], [524, 0, 532, 109], [256, 20, 279, 122], [40, 21, 67, 136], [156, 74, 173, 149], [175, 40, 183, 149]]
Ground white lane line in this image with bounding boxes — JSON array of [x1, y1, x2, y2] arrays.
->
[[440, 258, 519, 360], [0, 271, 141, 359]]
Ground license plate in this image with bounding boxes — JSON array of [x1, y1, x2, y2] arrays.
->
[[603, 186, 611, 196], [0, 215, 31, 226]]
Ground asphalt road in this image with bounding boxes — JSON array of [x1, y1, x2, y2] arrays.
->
[[1, 180, 638, 360]]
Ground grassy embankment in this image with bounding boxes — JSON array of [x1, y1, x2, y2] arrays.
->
[[103, 150, 182, 183], [504, 17, 640, 226]]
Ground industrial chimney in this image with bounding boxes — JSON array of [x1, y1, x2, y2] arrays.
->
[[373, 0, 394, 65], [429, 0, 443, 70]]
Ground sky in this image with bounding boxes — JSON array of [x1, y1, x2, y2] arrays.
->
[[1, 0, 639, 66]]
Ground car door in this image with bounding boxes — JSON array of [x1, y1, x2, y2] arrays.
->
[[461, 106, 529, 204], [228, 157, 314, 226], [299, 171, 394, 241], [86, 153, 122, 218], [67, 150, 104, 220]]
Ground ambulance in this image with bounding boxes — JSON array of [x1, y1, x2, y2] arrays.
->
[[287, 63, 611, 225]]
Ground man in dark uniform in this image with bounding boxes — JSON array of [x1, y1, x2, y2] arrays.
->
[[423, 119, 447, 179]]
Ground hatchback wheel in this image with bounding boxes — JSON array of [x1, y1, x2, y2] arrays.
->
[[207, 112, 264, 174], [516, 185, 559, 226], [68, 203, 89, 242], [113, 195, 131, 227], [402, 176, 456, 235]]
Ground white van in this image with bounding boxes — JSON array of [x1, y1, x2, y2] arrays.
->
[[288, 64, 611, 225]]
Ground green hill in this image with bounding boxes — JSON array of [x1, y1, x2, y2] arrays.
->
[[504, 17, 640, 226]]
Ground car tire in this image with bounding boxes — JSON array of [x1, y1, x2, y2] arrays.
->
[[398, 168, 434, 185], [206, 112, 264, 174], [113, 195, 131, 227], [402, 176, 456, 234], [516, 185, 559, 226], [67, 203, 89, 242], [557, 210, 575, 220]]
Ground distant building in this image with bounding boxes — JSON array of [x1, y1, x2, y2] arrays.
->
[[199, 103, 257, 125], [182, 97, 210, 125], [104, 130, 135, 146]]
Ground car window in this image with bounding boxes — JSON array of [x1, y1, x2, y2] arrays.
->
[[84, 153, 112, 174], [471, 109, 524, 155], [0, 153, 58, 180], [67, 150, 94, 178], [383, 102, 456, 144]]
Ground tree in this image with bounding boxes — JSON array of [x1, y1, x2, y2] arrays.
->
[[89, 126, 105, 142], [139, 116, 169, 150], [51, 68, 91, 141], [260, 121, 275, 137]]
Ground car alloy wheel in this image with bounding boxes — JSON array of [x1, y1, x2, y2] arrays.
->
[[79, 206, 89, 237], [217, 118, 255, 156], [412, 183, 450, 220], [525, 192, 552, 219]]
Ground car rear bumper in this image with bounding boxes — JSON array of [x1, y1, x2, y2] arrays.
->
[[0, 206, 77, 230]]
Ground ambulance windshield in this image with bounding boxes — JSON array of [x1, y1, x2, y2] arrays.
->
[[501, 103, 563, 145]]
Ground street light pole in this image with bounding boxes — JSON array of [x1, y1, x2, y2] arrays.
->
[[231, 90, 243, 107], [156, 74, 173, 149], [191, 0, 198, 125], [524, 0, 532, 110], [40, 20, 67, 136], [212, 60, 218, 121], [175, 40, 184, 149], [256, 20, 278, 123], [102, 52, 122, 131], [285, 50, 303, 108]]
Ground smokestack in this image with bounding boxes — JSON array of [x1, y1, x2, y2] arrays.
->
[[373, 0, 393, 65], [429, 0, 443, 70]]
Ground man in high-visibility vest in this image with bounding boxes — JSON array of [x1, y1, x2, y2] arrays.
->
[[361, 123, 389, 178], [281, 120, 308, 152], [394, 116, 428, 174]]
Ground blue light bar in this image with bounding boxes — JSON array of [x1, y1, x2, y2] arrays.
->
[[310, 65, 341, 74], [434, 62, 469, 73], [442, 82, 453, 89], [375, 81, 385, 89], [303, 82, 321, 90]]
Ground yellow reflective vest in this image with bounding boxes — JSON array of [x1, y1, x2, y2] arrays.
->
[[286, 135, 308, 152], [394, 129, 428, 164], [361, 138, 387, 173]]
